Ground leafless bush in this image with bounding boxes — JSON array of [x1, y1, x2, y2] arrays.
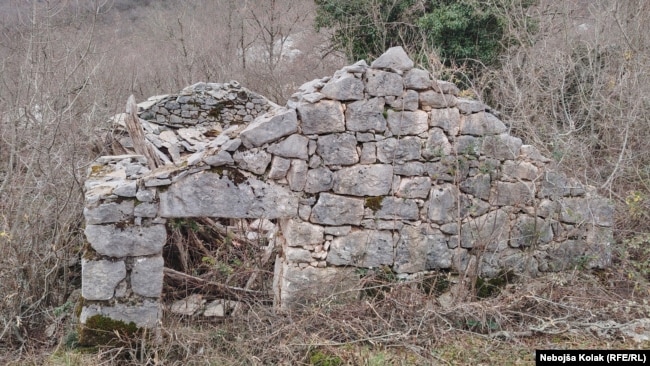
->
[[488, 0, 650, 236]]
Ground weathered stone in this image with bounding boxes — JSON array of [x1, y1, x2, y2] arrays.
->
[[239, 108, 298, 148], [281, 219, 324, 247], [559, 197, 613, 226], [222, 138, 242, 152], [85, 224, 166, 257], [386, 110, 428, 135], [459, 112, 506, 136], [394, 226, 452, 273], [170, 294, 205, 316], [84, 201, 134, 225], [81, 259, 126, 300], [481, 134, 522, 160], [456, 98, 487, 114], [327, 230, 394, 267], [364, 69, 403, 97], [459, 174, 491, 201], [297, 100, 345, 135], [396, 177, 432, 199], [359, 142, 377, 164], [267, 134, 309, 160], [375, 197, 419, 220], [268, 156, 291, 180], [386, 90, 419, 111], [159, 172, 298, 219], [460, 209, 509, 250], [276, 264, 358, 309], [316, 133, 359, 166], [113, 181, 137, 197], [324, 226, 352, 236], [510, 215, 553, 248], [376, 137, 422, 163], [432, 80, 460, 96], [345, 98, 386, 132], [420, 90, 457, 109], [427, 184, 458, 224], [203, 300, 239, 317], [287, 160, 308, 191], [429, 108, 460, 136], [403, 68, 432, 89], [80, 300, 160, 328], [422, 128, 452, 160], [521, 145, 551, 163], [310, 193, 364, 225], [285, 247, 314, 262], [131, 256, 164, 298], [134, 202, 158, 218], [539, 171, 584, 198], [321, 73, 364, 101], [204, 150, 234, 166], [393, 162, 426, 176], [233, 149, 272, 175], [502, 160, 539, 181], [490, 181, 535, 207], [370, 46, 414, 72], [454, 135, 481, 156], [305, 167, 334, 193], [332, 164, 393, 196]]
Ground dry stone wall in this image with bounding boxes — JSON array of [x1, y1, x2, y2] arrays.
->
[[81, 47, 613, 338]]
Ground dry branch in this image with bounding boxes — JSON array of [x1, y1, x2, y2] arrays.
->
[[124, 95, 162, 169], [163, 267, 270, 300]]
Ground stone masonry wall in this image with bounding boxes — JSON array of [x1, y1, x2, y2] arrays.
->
[[81, 47, 613, 336]]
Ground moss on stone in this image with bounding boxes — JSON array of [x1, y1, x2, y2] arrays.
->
[[78, 314, 140, 347], [364, 196, 384, 212]]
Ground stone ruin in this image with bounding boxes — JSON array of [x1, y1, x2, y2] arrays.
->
[[80, 47, 613, 343]]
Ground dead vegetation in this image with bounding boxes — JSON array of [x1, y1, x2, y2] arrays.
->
[[1, 0, 649, 364]]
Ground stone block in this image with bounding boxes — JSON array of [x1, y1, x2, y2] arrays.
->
[[310, 193, 364, 226], [345, 98, 387, 132], [375, 197, 419, 220], [281, 219, 324, 247], [233, 149, 272, 175], [80, 300, 160, 328], [365, 69, 403, 97], [81, 259, 126, 300], [317, 133, 359, 166], [304, 167, 334, 193], [84, 200, 134, 225], [459, 112, 506, 136], [419, 90, 457, 109], [429, 108, 460, 136], [240, 108, 298, 148], [396, 177, 432, 199], [287, 160, 308, 191], [131, 256, 164, 298], [386, 110, 428, 135], [158, 172, 298, 219], [321, 73, 364, 101], [376, 137, 422, 163], [85, 224, 166, 257], [276, 264, 358, 309], [332, 164, 393, 196], [370, 46, 414, 72], [427, 184, 458, 224], [267, 134, 309, 160], [297, 100, 345, 135], [394, 225, 452, 273], [327, 230, 394, 267]]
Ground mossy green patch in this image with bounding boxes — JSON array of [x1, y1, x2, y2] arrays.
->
[[309, 349, 343, 366], [364, 196, 384, 212], [78, 314, 140, 347], [209, 167, 247, 184]]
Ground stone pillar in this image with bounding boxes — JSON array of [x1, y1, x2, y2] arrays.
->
[[79, 155, 164, 345]]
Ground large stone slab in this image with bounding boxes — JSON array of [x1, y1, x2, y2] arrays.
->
[[365, 69, 403, 97], [559, 197, 613, 226], [267, 134, 309, 160], [310, 193, 364, 226], [240, 108, 298, 148], [460, 209, 509, 250], [233, 149, 272, 175], [375, 197, 419, 220], [459, 112, 507, 136], [332, 164, 393, 196], [85, 224, 166, 257], [158, 172, 298, 219], [297, 100, 345, 135], [327, 230, 394, 267], [81, 259, 126, 300]]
